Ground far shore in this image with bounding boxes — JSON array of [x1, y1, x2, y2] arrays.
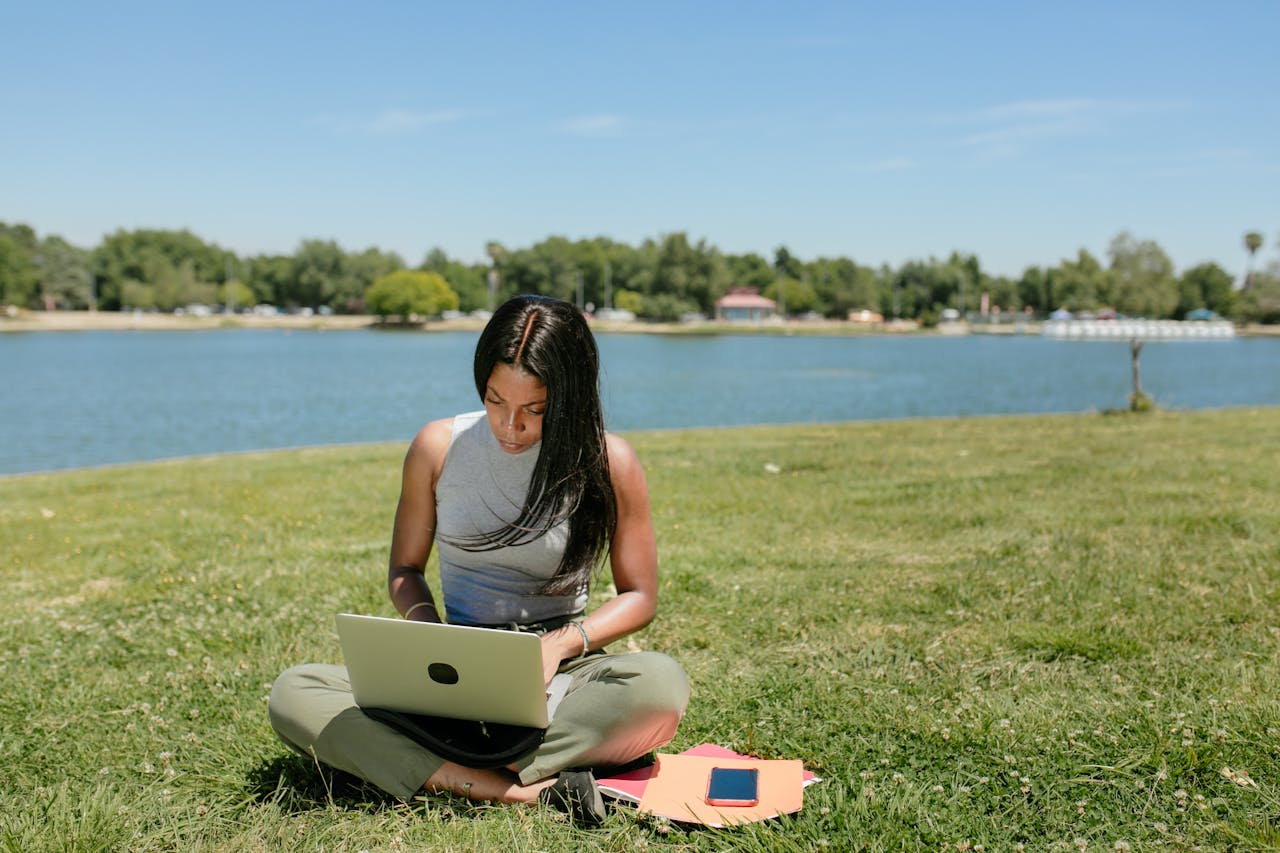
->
[[3, 308, 1278, 337]]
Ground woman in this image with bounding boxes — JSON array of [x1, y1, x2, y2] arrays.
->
[[269, 295, 689, 825]]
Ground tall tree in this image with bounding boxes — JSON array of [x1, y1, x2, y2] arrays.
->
[[0, 222, 41, 308], [1108, 232, 1178, 318], [38, 235, 94, 309], [1048, 249, 1110, 312], [291, 239, 359, 310], [1243, 231, 1264, 290], [726, 253, 775, 292]]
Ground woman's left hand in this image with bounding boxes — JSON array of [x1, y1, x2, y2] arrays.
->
[[539, 626, 582, 685]]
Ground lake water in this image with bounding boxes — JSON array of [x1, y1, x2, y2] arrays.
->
[[2, 329, 1277, 476]]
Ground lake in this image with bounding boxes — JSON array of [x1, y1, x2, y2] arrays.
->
[[2, 329, 1278, 476]]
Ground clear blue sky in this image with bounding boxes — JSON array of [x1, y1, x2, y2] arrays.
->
[[4, 1, 1277, 279]]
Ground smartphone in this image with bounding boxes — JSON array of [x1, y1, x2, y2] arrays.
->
[[705, 766, 759, 807]]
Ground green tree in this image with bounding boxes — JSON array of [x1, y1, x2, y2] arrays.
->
[[1048, 249, 1110, 312], [93, 228, 231, 311], [1018, 266, 1049, 315], [0, 222, 40, 308], [120, 280, 156, 310], [1239, 260, 1280, 323], [245, 255, 293, 306], [421, 247, 487, 312], [773, 245, 802, 280], [613, 288, 644, 315], [764, 278, 818, 315], [344, 247, 404, 313], [648, 232, 729, 315], [1108, 232, 1177, 318], [217, 280, 256, 312], [804, 257, 879, 318], [1177, 262, 1235, 318], [726, 253, 775, 292], [292, 239, 358, 310], [365, 270, 458, 321], [37, 235, 94, 309]]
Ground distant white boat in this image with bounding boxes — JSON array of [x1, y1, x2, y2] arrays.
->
[[1042, 319, 1235, 340]]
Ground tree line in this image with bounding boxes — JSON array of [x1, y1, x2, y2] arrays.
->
[[2, 221, 1278, 324]]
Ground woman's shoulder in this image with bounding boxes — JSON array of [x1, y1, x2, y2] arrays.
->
[[404, 417, 455, 480], [605, 433, 645, 485]]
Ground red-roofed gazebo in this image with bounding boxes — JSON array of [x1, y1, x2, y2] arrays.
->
[[715, 288, 777, 322]]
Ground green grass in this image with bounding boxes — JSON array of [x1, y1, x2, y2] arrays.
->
[[3, 409, 1279, 851]]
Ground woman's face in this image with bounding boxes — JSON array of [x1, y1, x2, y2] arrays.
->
[[483, 362, 546, 454]]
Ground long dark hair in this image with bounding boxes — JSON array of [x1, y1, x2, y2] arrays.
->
[[459, 295, 616, 594]]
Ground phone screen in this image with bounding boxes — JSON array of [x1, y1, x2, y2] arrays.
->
[[705, 766, 759, 806]]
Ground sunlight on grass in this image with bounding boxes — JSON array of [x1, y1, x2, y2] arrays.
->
[[2, 409, 1278, 850]]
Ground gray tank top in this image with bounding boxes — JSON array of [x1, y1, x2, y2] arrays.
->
[[434, 410, 588, 626]]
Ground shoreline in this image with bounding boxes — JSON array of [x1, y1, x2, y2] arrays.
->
[[3, 309, 1277, 337]]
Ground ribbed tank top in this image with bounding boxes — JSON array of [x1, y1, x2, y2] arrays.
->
[[434, 410, 587, 626]]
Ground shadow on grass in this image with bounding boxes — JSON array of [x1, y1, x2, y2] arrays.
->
[[245, 753, 398, 813], [244, 752, 490, 822]]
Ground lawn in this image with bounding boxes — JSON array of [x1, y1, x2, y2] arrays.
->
[[2, 409, 1278, 851]]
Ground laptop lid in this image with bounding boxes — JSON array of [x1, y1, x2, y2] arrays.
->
[[335, 613, 555, 729]]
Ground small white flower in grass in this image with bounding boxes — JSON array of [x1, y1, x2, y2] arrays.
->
[[166, 648, 178, 657], [142, 762, 155, 774], [1114, 843, 1130, 851], [892, 773, 905, 784], [1221, 767, 1256, 787], [932, 785, 944, 793]]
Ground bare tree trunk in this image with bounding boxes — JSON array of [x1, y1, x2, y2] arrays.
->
[[1129, 338, 1152, 411], [1130, 338, 1143, 398]]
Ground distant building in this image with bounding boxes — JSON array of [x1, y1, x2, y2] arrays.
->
[[715, 287, 777, 322]]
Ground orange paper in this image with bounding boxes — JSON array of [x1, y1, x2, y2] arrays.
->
[[636, 754, 804, 826]]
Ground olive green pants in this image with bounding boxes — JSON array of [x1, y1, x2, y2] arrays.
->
[[268, 651, 689, 799]]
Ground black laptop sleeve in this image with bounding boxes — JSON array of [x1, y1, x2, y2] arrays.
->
[[362, 707, 545, 770]]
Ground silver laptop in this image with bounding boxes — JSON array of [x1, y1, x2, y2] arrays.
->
[[335, 613, 570, 728]]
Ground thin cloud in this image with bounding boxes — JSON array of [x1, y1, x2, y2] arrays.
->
[[559, 114, 625, 137], [952, 97, 1186, 158], [367, 109, 468, 134]]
